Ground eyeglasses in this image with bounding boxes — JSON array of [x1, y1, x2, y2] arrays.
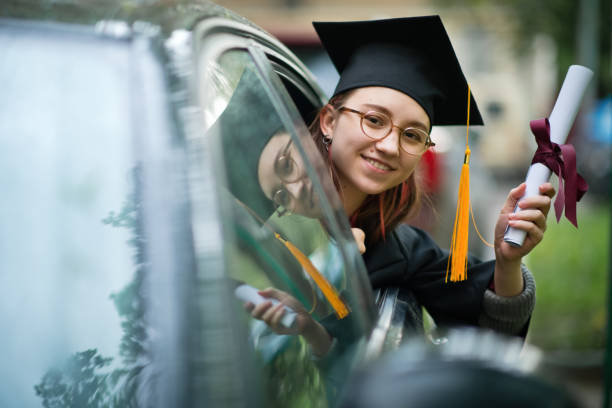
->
[[272, 139, 304, 217], [338, 107, 435, 155]]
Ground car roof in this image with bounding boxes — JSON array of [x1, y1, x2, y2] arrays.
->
[[1, 0, 259, 35]]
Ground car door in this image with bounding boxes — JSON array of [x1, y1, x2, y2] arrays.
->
[[0, 18, 198, 407], [186, 17, 383, 408]]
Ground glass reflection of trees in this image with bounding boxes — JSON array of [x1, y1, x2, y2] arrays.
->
[[35, 174, 148, 407]]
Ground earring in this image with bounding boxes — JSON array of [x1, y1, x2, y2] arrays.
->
[[322, 134, 332, 151]]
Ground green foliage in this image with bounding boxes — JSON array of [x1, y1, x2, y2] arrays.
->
[[526, 201, 609, 350], [264, 336, 328, 408], [103, 185, 149, 366], [34, 349, 114, 408], [37, 173, 148, 406]]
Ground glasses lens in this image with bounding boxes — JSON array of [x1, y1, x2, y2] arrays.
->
[[274, 148, 301, 182], [361, 111, 390, 140], [400, 129, 429, 155], [273, 188, 293, 213]]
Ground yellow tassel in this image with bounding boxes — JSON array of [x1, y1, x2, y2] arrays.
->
[[275, 233, 350, 319], [446, 84, 473, 283], [446, 148, 471, 282]]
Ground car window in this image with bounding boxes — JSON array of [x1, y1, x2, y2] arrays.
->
[[0, 21, 198, 407], [0, 24, 147, 407], [197, 48, 375, 407]]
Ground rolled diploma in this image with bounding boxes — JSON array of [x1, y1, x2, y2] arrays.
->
[[234, 284, 297, 329], [504, 65, 593, 247]]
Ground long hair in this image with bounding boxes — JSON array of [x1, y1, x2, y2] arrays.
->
[[309, 91, 423, 245]]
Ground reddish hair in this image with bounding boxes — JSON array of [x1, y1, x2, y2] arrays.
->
[[309, 91, 423, 245]]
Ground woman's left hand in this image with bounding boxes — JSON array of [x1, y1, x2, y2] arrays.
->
[[494, 182, 555, 266], [351, 227, 366, 254]]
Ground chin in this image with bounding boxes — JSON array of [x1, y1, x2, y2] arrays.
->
[[356, 182, 394, 196]]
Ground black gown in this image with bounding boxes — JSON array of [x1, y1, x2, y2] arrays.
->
[[363, 224, 495, 328]]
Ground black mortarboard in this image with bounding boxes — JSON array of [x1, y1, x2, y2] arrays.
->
[[212, 66, 283, 220], [313, 16, 483, 126]]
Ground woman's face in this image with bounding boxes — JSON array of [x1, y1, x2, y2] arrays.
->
[[257, 132, 321, 218], [321, 86, 431, 201]]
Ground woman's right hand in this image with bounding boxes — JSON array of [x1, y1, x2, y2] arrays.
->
[[245, 287, 333, 356]]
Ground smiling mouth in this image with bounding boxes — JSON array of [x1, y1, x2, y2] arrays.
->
[[362, 156, 393, 171]]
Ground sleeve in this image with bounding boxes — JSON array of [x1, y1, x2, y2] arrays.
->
[[478, 265, 535, 335]]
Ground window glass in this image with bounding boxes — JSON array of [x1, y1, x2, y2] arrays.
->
[[0, 26, 148, 406], [200, 49, 374, 407]]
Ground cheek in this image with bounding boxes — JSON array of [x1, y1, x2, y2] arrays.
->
[[398, 156, 421, 178], [329, 139, 357, 172]]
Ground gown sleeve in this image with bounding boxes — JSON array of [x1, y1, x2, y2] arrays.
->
[[364, 225, 534, 334]]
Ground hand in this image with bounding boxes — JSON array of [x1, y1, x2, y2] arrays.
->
[[494, 182, 555, 268], [244, 287, 312, 336], [245, 287, 334, 356], [352, 227, 366, 254]]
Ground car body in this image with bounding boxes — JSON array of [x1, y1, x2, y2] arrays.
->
[[0, 2, 418, 406], [2, 2, 585, 407]]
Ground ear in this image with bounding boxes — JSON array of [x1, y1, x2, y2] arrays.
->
[[319, 105, 336, 137]]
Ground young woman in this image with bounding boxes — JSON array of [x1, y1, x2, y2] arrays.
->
[[247, 16, 554, 357]]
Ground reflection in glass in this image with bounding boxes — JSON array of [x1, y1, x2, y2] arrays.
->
[[34, 192, 149, 407], [0, 28, 150, 406], [202, 50, 373, 407]]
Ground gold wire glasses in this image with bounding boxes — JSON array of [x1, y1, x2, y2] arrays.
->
[[338, 106, 434, 155], [272, 139, 305, 217]]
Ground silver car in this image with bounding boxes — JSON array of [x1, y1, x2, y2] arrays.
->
[[0, 2, 576, 407]]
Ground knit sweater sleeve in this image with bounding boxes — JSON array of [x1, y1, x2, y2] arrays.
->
[[477, 265, 536, 335]]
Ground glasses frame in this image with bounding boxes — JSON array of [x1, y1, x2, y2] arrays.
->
[[271, 138, 305, 217], [338, 106, 435, 155]]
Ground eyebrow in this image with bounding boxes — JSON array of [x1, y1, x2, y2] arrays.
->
[[360, 103, 430, 132]]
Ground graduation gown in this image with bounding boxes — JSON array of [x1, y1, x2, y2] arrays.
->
[[363, 224, 495, 328]]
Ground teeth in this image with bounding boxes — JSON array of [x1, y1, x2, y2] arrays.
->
[[365, 158, 391, 171]]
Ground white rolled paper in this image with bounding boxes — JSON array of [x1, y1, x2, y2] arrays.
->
[[234, 284, 297, 329], [504, 65, 593, 247]]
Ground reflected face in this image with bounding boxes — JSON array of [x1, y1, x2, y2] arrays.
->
[[258, 132, 321, 218], [323, 87, 430, 202]]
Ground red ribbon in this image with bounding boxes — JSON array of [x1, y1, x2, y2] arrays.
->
[[529, 118, 588, 227]]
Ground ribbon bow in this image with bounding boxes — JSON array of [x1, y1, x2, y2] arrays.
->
[[530, 118, 588, 227]]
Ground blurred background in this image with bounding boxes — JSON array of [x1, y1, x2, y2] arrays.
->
[[219, 0, 611, 406]]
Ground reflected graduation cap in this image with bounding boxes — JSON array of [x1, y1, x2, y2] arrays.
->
[[313, 15, 483, 126], [211, 66, 284, 220]]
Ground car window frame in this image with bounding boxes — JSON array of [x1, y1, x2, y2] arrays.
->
[[190, 17, 411, 401], [194, 23, 377, 323]]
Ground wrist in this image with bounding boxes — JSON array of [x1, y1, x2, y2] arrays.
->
[[301, 318, 333, 357], [494, 258, 523, 297], [495, 257, 521, 275]]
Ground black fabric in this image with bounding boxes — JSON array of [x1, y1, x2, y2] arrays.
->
[[313, 16, 484, 126], [362, 224, 494, 327]]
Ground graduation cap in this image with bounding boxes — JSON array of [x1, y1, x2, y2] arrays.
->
[[314, 16, 484, 282], [212, 66, 283, 220], [313, 15, 483, 127]]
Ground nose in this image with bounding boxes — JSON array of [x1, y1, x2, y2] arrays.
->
[[374, 128, 400, 156], [284, 178, 305, 201], [284, 177, 311, 207]]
